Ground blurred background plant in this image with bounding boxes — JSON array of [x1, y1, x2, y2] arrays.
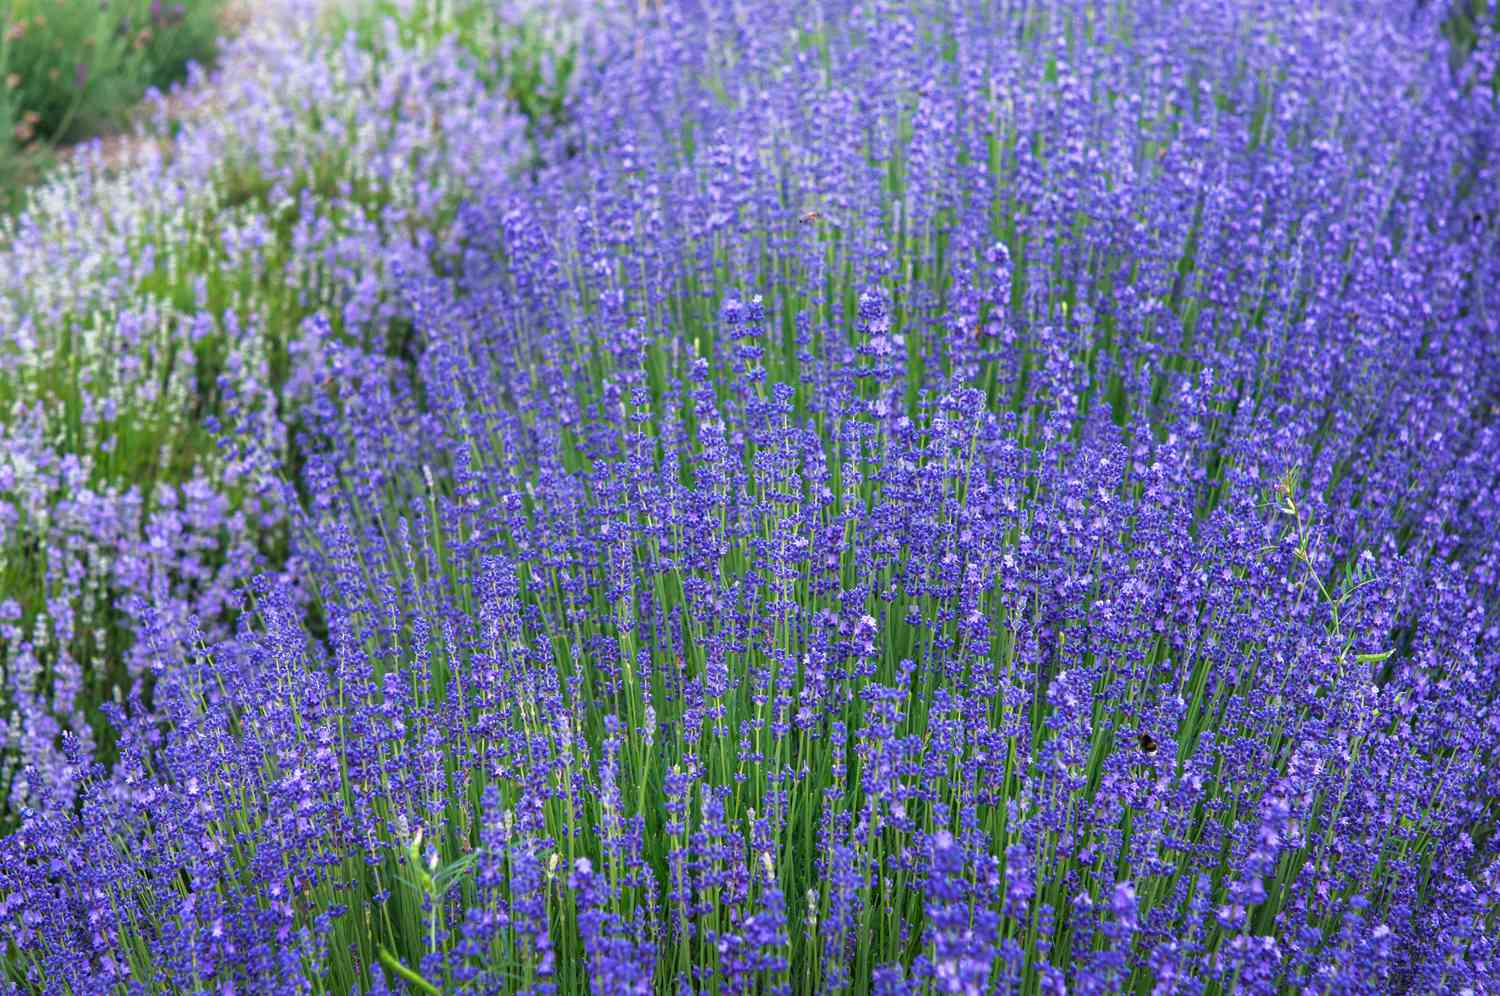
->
[[324, 0, 577, 147], [0, 0, 230, 211]]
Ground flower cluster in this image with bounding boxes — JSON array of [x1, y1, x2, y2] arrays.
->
[[2, 0, 1498, 992]]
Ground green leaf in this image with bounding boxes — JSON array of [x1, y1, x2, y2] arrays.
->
[[377, 946, 442, 996]]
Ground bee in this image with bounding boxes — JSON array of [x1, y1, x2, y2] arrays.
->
[[1138, 731, 1159, 756], [799, 209, 823, 225]]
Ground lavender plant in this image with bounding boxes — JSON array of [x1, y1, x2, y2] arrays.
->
[[0, 0, 536, 815], [3, 0, 1499, 992]]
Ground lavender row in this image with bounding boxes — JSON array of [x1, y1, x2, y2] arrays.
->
[[0, 0, 602, 816], [4, 0, 1499, 992]]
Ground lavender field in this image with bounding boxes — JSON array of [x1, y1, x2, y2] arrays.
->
[[1, 0, 1498, 992]]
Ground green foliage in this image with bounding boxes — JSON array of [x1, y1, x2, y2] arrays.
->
[[0, 0, 229, 179], [0, 137, 49, 214]]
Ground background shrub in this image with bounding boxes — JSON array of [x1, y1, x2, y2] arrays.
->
[[0, 0, 229, 209]]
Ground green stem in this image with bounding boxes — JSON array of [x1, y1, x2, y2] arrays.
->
[[377, 946, 442, 996]]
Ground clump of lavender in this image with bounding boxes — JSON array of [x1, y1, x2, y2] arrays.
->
[[3, 0, 1499, 992], [0, 0, 542, 816]]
